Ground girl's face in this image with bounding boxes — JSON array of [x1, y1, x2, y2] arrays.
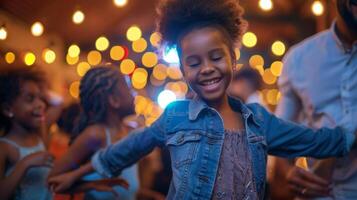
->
[[180, 27, 234, 104], [9, 80, 46, 130]]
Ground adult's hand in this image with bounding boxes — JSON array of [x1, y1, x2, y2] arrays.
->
[[287, 166, 332, 198]]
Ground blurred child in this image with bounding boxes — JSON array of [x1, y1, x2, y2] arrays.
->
[[48, 66, 139, 200], [0, 67, 53, 200]]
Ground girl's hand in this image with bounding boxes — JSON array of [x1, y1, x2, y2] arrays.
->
[[48, 172, 77, 193], [21, 151, 54, 169]]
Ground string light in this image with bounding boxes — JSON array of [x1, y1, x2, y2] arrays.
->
[[95, 36, 110, 51], [270, 61, 283, 76], [312, 1, 324, 16], [5, 52, 15, 64], [259, 0, 273, 11], [142, 52, 158, 68], [120, 59, 136, 75], [24, 52, 36, 66], [87, 50, 102, 65], [69, 81, 80, 98], [31, 22, 44, 37], [77, 62, 91, 76], [150, 32, 161, 47], [66, 54, 79, 65], [68, 44, 80, 57], [249, 55, 264, 68], [132, 38, 147, 53], [73, 10, 85, 24], [242, 32, 257, 48], [113, 0, 128, 7], [271, 40, 286, 56], [110, 46, 126, 61], [42, 48, 56, 64], [131, 68, 148, 89], [126, 26, 142, 42], [0, 25, 7, 40]]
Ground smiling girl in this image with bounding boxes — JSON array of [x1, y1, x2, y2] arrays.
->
[[48, 0, 356, 199], [0, 67, 53, 200]]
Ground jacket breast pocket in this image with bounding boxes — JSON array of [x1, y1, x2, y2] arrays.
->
[[166, 131, 202, 168]]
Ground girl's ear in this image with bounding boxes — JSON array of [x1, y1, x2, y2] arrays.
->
[[108, 94, 121, 109]]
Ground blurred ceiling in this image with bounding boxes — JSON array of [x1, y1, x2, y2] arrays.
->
[[0, 0, 334, 50]]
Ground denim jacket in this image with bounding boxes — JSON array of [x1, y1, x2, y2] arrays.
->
[[92, 96, 355, 200]]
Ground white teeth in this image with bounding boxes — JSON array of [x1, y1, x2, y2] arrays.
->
[[202, 78, 220, 85]]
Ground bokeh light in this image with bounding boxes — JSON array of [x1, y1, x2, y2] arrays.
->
[[0, 26, 7, 40], [266, 89, 280, 105], [158, 90, 176, 109], [69, 81, 80, 98], [42, 48, 56, 64], [68, 44, 80, 57], [262, 68, 277, 85], [271, 40, 286, 56], [126, 26, 142, 42], [132, 38, 147, 53], [270, 61, 284, 76], [87, 50, 102, 66], [95, 36, 110, 51], [167, 66, 183, 80], [77, 62, 91, 77], [131, 68, 148, 89], [120, 59, 136, 75], [242, 32, 257, 48], [312, 1, 324, 16], [5, 52, 15, 64], [73, 10, 85, 24], [259, 0, 273, 11], [153, 64, 167, 81], [249, 55, 264, 68], [24, 52, 36, 66], [110, 46, 126, 61], [113, 0, 128, 7], [150, 32, 161, 47], [66, 54, 79, 65], [142, 52, 158, 68], [31, 22, 44, 37]]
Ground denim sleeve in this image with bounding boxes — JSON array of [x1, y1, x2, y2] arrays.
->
[[91, 112, 167, 178], [263, 107, 355, 159]]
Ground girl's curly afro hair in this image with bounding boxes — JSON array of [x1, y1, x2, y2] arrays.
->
[[156, 0, 247, 48]]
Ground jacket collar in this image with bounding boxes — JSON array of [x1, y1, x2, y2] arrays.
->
[[188, 95, 261, 127]]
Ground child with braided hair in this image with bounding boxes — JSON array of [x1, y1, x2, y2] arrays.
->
[[49, 0, 357, 199], [48, 66, 139, 200]]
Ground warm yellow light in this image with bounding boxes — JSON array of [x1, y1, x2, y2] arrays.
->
[[95, 36, 110, 51], [234, 48, 241, 60], [142, 52, 158, 68], [24, 52, 36, 66], [150, 74, 165, 86], [255, 65, 265, 76], [266, 89, 279, 105], [271, 40, 286, 56], [87, 50, 102, 65], [126, 26, 142, 42], [259, 0, 273, 11], [270, 61, 283, 76], [42, 48, 56, 64], [5, 52, 15, 64], [312, 1, 324, 16], [167, 66, 183, 80], [132, 68, 148, 89], [73, 10, 85, 24], [110, 46, 125, 61], [150, 32, 161, 47], [66, 54, 79, 65], [120, 59, 136, 75], [113, 0, 127, 7], [262, 69, 277, 85], [134, 95, 148, 114], [77, 62, 91, 77], [153, 64, 167, 80], [242, 32, 257, 48], [249, 55, 264, 68], [31, 22, 44, 37], [68, 44, 80, 57], [0, 26, 7, 40], [132, 38, 147, 53], [69, 81, 80, 98]]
